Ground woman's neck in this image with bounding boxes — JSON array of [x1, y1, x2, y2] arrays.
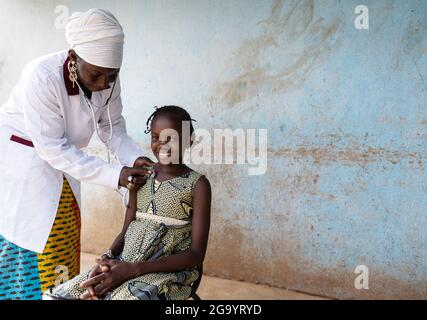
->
[[77, 79, 92, 99]]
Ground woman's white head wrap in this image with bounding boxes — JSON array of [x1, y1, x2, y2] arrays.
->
[[66, 8, 124, 69]]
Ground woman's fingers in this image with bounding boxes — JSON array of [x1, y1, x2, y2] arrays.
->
[[119, 167, 152, 189], [131, 175, 149, 185], [128, 167, 152, 179], [133, 156, 155, 168]]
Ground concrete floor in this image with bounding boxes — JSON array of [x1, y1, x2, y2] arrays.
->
[[80, 253, 327, 300]]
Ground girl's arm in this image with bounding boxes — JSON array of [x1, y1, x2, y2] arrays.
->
[[129, 175, 212, 277], [105, 189, 138, 258], [80, 190, 138, 300]]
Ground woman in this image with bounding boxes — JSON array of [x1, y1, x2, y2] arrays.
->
[[0, 8, 153, 300]]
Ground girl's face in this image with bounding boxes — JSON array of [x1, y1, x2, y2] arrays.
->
[[69, 50, 119, 92], [150, 115, 183, 165]]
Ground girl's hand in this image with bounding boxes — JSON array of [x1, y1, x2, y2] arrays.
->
[[79, 263, 110, 300], [80, 259, 137, 299]]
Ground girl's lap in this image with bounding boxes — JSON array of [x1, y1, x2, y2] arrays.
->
[[48, 266, 199, 300]]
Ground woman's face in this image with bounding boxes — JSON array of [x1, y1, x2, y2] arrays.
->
[[69, 50, 119, 92]]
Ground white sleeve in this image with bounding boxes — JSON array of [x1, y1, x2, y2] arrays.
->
[[22, 75, 123, 189], [98, 78, 145, 167]]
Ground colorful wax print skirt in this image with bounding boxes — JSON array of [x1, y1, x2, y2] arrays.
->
[[0, 178, 81, 300]]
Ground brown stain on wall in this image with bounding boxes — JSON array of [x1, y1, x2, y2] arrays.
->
[[268, 145, 426, 168], [210, 0, 344, 107]]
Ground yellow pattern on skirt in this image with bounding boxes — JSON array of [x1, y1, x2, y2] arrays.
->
[[37, 177, 81, 292]]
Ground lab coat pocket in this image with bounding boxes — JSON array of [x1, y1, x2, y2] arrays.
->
[[4, 136, 36, 180]]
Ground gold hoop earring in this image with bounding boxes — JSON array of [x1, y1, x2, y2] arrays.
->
[[67, 60, 78, 88]]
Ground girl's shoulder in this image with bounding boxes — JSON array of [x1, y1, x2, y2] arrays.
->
[[185, 170, 211, 197], [171, 168, 210, 193], [140, 168, 209, 194], [185, 169, 208, 186]]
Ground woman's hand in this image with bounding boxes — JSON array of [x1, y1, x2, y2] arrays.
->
[[79, 259, 137, 299], [119, 166, 152, 191], [133, 156, 155, 169], [119, 157, 155, 190]]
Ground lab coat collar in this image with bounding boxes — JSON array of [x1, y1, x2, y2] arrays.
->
[[63, 56, 80, 96]]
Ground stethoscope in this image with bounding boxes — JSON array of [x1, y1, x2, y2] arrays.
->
[[74, 76, 158, 208], [74, 79, 135, 206], [74, 79, 116, 164]]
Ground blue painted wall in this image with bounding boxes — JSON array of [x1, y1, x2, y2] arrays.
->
[[0, 0, 425, 299]]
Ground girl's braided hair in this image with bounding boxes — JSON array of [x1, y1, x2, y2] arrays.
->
[[144, 105, 196, 135]]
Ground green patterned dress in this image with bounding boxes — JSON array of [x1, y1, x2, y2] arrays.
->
[[49, 170, 203, 300]]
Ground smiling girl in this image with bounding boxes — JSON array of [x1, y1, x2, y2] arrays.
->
[[46, 106, 212, 300]]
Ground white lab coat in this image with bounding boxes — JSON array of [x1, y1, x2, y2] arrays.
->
[[0, 50, 143, 253]]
